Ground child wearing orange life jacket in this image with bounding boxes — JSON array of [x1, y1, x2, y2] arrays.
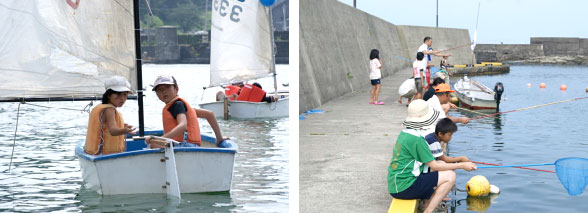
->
[[85, 76, 137, 155], [146, 75, 227, 148]]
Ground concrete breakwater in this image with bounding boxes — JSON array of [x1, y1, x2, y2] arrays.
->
[[475, 37, 588, 65], [299, 0, 474, 113]]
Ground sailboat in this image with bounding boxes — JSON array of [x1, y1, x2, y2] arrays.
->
[[0, 0, 237, 198], [198, 0, 289, 119]]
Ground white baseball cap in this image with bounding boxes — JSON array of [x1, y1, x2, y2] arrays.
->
[[151, 75, 176, 91], [104, 76, 134, 94]]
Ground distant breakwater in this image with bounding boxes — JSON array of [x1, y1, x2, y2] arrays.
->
[[475, 37, 588, 65]]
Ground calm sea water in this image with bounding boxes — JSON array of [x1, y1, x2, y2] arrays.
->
[[0, 64, 290, 212], [445, 65, 588, 212]]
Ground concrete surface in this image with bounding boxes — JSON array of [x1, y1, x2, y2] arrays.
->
[[300, 0, 473, 113], [300, 67, 413, 213]]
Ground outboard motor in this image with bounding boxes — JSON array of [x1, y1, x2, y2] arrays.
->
[[494, 82, 504, 111]]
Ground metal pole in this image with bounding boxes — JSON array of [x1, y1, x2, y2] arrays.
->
[[436, 0, 438, 27], [269, 7, 278, 98], [353, 0, 356, 8], [133, 0, 145, 136]]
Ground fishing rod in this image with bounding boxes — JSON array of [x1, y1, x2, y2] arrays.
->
[[438, 43, 473, 52], [456, 107, 502, 120], [472, 161, 554, 173], [469, 96, 588, 120]]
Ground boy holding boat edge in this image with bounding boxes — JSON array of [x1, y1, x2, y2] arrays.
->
[[146, 75, 227, 148]]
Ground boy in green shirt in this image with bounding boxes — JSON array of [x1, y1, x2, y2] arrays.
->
[[388, 100, 476, 213]]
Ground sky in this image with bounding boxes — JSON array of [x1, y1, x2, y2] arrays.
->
[[338, 0, 588, 44]]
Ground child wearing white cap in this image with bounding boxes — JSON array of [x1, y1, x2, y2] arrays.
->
[[84, 76, 137, 155], [147, 75, 227, 148]]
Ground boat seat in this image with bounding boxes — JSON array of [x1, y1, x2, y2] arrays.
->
[[388, 198, 418, 213]]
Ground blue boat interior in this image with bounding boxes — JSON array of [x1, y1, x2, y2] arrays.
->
[[75, 130, 238, 162]]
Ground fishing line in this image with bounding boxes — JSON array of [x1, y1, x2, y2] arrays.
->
[[469, 97, 588, 120]]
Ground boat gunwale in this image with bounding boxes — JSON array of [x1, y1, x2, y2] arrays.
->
[[199, 96, 290, 106], [75, 132, 238, 162]]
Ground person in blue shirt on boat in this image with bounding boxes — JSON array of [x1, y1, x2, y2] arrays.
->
[[422, 118, 470, 173], [146, 75, 227, 148], [85, 76, 137, 155], [388, 100, 476, 213]]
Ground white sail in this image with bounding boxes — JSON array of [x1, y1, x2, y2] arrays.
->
[[0, 0, 136, 99], [210, 0, 273, 86]]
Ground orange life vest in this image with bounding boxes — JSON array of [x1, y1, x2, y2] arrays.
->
[[85, 104, 126, 155], [224, 85, 240, 101], [162, 97, 201, 146], [236, 84, 266, 102]]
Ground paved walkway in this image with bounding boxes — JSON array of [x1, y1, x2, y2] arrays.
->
[[300, 68, 413, 212]]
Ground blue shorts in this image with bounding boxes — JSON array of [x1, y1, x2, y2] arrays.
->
[[371, 79, 381, 85], [390, 171, 438, 200]]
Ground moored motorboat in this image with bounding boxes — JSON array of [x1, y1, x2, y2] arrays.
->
[[454, 76, 503, 110]]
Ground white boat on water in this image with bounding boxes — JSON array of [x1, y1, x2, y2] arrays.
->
[[76, 131, 237, 195], [200, 91, 289, 119], [0, 1, 239, 199], [454, 76, 503, 110], [198, 0, 288, 119]]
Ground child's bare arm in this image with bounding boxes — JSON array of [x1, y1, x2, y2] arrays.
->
[[427, 160, 476, 171], [439, 155, 469, 163], [104, 108, 135, 136]]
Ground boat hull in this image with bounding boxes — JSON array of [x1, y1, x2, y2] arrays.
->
[[455, 92, 497, 110], [76, 132, 237, 195], [454, 78, 498, 110], [199, 97, 289, 119]]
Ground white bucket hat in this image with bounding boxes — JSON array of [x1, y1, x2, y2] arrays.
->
[[104, 76, 134, 94], [403, 99, 440, 129]]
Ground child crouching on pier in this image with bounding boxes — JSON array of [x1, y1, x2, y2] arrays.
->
[[423, 118, 470, 173], [387, 100, 476, 213]]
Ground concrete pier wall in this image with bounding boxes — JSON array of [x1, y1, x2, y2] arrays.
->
[[300, 0, 473, 113]]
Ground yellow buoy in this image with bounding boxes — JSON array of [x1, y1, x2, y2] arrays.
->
[[526, 83, 532, 88], [540, 83, 546, 88], [560, 85, 567, 90], [466, 175, 491, 197], [586, 87, 588, 92]]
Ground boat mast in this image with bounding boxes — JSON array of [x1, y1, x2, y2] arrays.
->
[[133, 0, 145, 136], [269, 6, 278, 97]]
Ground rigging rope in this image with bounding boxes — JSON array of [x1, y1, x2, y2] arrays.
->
[[22, 101, 93, 113], [8, 103, 21, 172]]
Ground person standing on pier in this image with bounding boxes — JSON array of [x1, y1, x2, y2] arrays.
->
[[369, 49, 384, 105], [418, 37, 451, 87]]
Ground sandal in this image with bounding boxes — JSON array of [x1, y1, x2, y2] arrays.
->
[[375, 101, 385, 105]]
